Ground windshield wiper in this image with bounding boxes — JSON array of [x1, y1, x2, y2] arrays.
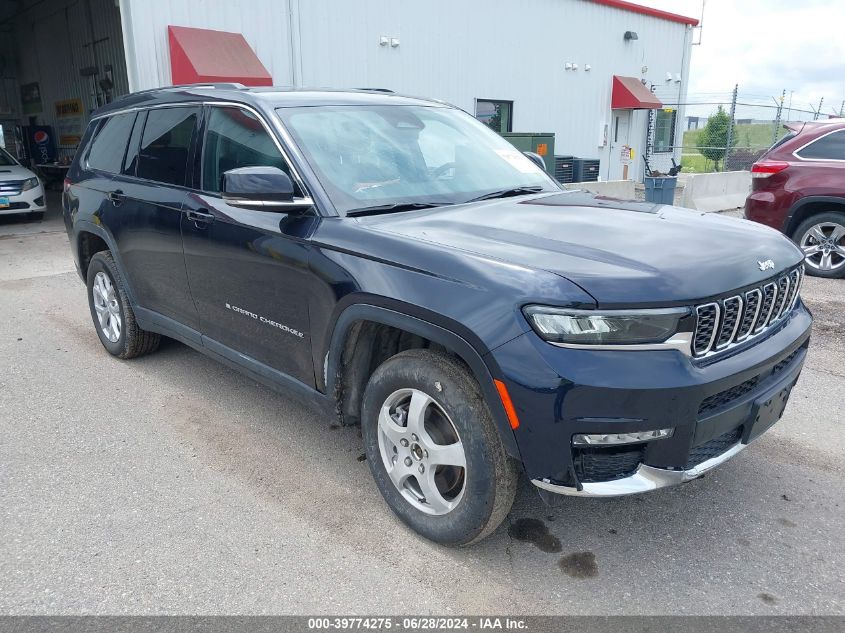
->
[[463, 186, 544, 204], [346, 202, 449, 217]]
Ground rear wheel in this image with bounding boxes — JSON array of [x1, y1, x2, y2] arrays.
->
[[361, 349, 518, 546], [794, 211, 845, 278], [86, 251, 160, 358]]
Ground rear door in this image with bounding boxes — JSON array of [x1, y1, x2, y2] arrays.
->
[[181, 104, 316, 385], [107, 106, 201, 332]]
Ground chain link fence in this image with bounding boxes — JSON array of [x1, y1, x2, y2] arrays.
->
[[645, 85, 845, 175]]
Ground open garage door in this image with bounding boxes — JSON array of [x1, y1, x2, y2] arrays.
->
[[0, 0, 129, 168]]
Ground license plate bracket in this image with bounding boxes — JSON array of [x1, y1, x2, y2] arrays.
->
[[745, 379, 795, 444]]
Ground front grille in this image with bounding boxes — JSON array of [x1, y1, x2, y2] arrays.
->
[[698, 377, 759, 415], [0, 180, 24, 196], [573, 445, 644, 483], [686, 428, 742, 468], [698, 345, 804, 417], [692, 267, 803, 358]]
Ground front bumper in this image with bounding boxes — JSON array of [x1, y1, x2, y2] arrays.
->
[[489, 302, 812, 497], [0, 183, 46, 215]]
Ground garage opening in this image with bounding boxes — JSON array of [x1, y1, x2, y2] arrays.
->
[[0, 0, 130, 179]]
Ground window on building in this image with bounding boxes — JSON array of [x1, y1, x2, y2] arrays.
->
[[653, 109, 677, 153], [137, 107, 199, 186], [87, 113, 136, 173], [201, 106, 296, 194], [475, 100, 513, 134], [796, 130, 845, 160]]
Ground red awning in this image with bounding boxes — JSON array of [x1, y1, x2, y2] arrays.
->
[[168, 25, 273, 86], [611, 75, 663, 110]]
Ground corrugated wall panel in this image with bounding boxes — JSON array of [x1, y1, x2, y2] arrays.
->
[[120, 0, 294, 92]]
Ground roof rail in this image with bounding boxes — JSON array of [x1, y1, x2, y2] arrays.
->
[[357, 88, 394, 93], [123, 83, 247, 98]]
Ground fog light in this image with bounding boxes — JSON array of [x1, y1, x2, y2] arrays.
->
[[572, 428, 674, 446]]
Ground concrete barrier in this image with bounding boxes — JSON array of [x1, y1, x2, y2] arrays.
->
[[679, 171, 751, 213], [569, 180, 636, 200]]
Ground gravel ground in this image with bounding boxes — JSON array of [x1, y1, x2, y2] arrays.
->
[[0, 201, 843, 615]]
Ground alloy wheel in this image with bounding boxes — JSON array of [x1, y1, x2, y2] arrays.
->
[[799, 221, 845, 273], [92, 271, 122, 343], [376, 388, 467, 515]]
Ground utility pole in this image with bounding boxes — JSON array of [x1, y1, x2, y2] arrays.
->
[[814, 97, 824, 121], [772, 89, 786, 145], [724, 84, 737, 171]]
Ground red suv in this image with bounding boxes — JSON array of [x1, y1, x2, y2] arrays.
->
[[745, 119, 845, 278]]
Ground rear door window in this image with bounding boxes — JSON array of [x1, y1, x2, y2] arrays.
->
[[86, 113, 136, 173], [796, 130, 845, 160], [137, 107, 199, 186]]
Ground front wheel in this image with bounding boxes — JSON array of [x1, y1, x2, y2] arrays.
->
[[361, 349, 518, 546], [794, 211, 845, 278]]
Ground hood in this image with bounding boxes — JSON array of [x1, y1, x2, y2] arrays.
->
[[0, 164, 37, 181], [361, 191, 805, 307]]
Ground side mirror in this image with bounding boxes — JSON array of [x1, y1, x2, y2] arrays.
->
[[222, 166, 308, 211], [523, 151, 547, 172]]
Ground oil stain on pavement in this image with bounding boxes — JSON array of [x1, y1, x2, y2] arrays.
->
[[507, 518, 562, 553], [559, 551, 599, 578]]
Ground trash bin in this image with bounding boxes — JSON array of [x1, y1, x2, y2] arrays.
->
[[644, 176, 677, 204]]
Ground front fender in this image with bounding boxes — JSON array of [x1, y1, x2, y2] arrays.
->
[[324, 302, 522, 460]]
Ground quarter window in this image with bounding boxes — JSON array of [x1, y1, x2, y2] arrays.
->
[[475, 100, 513, 134], [137, 107, 199, 186], [202, 106, 296, 194], [796, 130, 845, 160], [87, 113, 136, 173]]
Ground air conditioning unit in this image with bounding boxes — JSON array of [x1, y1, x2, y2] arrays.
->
[[573, 158, 600, 182], [553, 155, 575, 184]]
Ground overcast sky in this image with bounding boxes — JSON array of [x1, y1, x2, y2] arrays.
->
[[635, 0, 845, 119]]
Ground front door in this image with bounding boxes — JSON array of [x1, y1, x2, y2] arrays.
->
[[180, 105, 316, 386], [609, 110, 632, 181]]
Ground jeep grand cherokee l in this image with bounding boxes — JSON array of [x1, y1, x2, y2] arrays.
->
[[63, 86, 811, 546]]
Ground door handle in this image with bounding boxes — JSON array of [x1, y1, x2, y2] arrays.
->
[[185, 208, 215, 227], [107, 190, 125, 206]]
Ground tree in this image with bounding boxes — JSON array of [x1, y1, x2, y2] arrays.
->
[[698, 106, 735, 171]]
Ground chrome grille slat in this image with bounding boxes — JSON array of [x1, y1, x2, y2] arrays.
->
[[692, 267, 803, 359], [735, 289, 761, 341], [0, 180, 24, 195], [715, 295, 742, 349]]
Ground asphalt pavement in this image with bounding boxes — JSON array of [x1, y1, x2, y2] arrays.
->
[[1, 200, 843, 615]]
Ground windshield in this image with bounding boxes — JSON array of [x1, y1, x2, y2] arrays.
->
[[0, 148, 18, 167], [276, 104, 559, 214]]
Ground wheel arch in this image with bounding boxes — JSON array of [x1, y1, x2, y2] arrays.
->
[[325, 302, 522, 460], [73, 220, 139, 305], [785, 196, 845, 237]]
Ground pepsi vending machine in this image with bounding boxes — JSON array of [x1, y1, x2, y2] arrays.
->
[[20, 125, 57, 166]]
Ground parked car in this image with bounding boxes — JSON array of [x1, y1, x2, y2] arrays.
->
[[64, 86, 811, 545], [0, 147, 46, 221], [745, 118, 845, 278]]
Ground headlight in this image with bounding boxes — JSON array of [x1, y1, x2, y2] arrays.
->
[[21, 177, 40, 192], [523, 306, 689, 345]]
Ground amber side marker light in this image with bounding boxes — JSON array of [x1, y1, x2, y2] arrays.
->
[[494, 379, 521, 430]]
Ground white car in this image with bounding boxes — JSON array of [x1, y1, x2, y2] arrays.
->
[[0, 147, 47, 220]]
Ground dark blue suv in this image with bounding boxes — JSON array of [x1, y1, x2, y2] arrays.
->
[[64, 85, 811, 545]]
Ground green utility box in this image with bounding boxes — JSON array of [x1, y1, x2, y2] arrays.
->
[[500, 132, 556, 173]]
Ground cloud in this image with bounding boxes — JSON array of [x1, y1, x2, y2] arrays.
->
[[634, 0, 845, 117]]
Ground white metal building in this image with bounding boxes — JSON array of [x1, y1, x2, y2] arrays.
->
[[0, 0, 697, 182]]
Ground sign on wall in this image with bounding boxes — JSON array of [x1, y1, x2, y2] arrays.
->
[[20, 82, 42, 115], [54, 98, 85, 147]]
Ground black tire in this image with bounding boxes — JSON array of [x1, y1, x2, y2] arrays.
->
[[361, 349, 518, 546], [792, 211, 845, 279], [86, 251, 160, 359]]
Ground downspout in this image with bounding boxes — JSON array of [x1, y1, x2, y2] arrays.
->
[[286, 0, 300, 87], [117, 0, 139, 92]]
